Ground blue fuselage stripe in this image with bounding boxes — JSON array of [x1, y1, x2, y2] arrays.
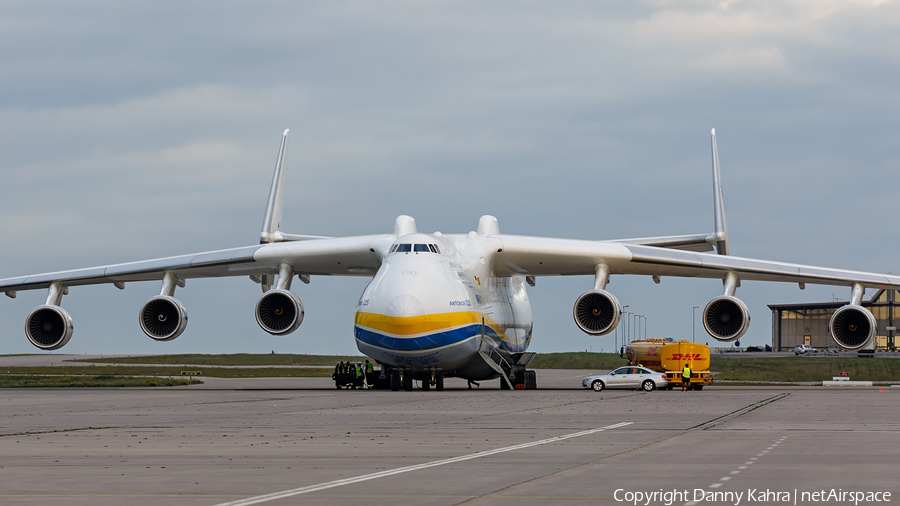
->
[[354, 324, 482, 352]]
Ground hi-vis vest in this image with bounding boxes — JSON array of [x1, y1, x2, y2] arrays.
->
[[682, 365, 691, 378]]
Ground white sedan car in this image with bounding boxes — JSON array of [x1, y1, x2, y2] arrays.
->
[[582, 366, 668, 392], [794, 344, 818, 355]]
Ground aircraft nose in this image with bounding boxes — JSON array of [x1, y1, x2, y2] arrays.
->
[[385, 294, 424, 317]]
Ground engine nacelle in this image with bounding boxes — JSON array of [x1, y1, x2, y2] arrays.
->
[[139, 295, 188, 341], [829, 305, 876, 350], [573, 290, 621, 336], [702, 295, 750, 342], [255, 289, 304, 335], [25, 305, 74, 350]]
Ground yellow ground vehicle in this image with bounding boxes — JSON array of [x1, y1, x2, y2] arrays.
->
[[624, 339, 712, 390]]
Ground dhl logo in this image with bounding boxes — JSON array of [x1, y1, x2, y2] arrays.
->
[[668, 353, 704, 360]]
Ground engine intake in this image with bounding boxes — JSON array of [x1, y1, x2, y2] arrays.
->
[[256, 289, 304, 335], [573, 290, 621, 336], [829, 305, 876, 350], [139, 296, 188, 341], [25, 305, 74, 350], [702, 295, 750, 342]]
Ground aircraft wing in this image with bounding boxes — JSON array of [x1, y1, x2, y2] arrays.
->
[[493, 234, 900, 289], [0, 235, 390, 295], [604, 233, 716, 253]]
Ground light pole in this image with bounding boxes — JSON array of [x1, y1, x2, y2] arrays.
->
[[625, 311, 633, 344], [628, 313, 637, 342], [640, 315, 646, 339], [618, 305, 629, 352], [692, 306, 700, 343]]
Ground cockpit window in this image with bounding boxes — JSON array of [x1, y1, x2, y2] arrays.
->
[[393, 243, 441, 254]]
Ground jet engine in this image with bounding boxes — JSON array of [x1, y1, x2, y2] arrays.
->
[[702, 295, 750, 342], [25, 305, 74, 350], [139, 295, 188, 341], [573, 290, 621, 335], [255, 289, 304, 335], [829, 305, 876, 350]]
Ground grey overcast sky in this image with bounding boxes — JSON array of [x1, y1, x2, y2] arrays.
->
[[2, 0, 899, 355]]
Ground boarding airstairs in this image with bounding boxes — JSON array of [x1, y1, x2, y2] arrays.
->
[[478, 341, 537, 390], [478, 340, 515, 389]]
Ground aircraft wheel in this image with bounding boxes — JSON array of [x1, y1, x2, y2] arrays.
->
[[390, 371, 400, 391], [422, 378, 430, 391], [642, 380, 655, 392], [435, 374, 444, 391], [403, 373, 413, 391], [526, 370, 537, 389], [591, 380, 604, 392]]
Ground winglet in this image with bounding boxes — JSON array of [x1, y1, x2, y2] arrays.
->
[[711, 128, 729, 255], [260, 129, 290, 244]]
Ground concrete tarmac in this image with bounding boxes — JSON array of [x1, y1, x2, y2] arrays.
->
[[0, 371, 897, 505]]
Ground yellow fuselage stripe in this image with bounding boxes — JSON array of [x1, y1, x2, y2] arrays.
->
[[355, 311, 483, 336]]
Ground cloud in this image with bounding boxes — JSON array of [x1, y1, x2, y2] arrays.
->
[[1, 1, 899, 355]]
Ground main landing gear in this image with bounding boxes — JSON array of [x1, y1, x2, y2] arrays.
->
[[500, 368, 538, 390], [388, 369, 445, 392]]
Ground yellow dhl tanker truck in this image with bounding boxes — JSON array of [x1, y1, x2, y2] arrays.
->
[[624, 339, 712, 390]]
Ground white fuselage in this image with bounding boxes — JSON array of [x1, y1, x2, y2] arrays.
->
[[354, 233, 532, 381]]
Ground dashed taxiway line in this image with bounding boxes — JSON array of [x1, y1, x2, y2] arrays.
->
[[212, 421, 633, 506], [684, 435, 789, 505]]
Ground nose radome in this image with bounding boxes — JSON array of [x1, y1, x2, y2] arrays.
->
[[386, 294, 424, 317]]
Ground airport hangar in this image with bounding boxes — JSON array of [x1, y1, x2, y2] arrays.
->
[[769, 288, 898, 352]]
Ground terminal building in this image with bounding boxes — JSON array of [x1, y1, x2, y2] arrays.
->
[[769, 289, 899, 352]]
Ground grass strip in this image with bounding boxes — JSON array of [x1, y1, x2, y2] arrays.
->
[[69, 353, 367, 366], [0, 375, 201, 388], [530, 352, 627, 370], [4, 365, 332, 379], [709, 356, 900, 382]]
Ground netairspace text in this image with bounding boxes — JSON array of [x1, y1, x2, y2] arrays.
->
[[614, 488, 891, 506]]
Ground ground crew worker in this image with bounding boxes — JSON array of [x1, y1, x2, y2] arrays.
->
[[365, 360, 375, 387], [333, 362, 341, 387], [348, 362, 357, 387], [355, 361, 364, 387], [681, 363, 692, 391]]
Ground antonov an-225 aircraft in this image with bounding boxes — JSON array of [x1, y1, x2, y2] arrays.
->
[[2, 129, 897, 391]]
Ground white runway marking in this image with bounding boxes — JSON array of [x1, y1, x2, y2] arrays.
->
[[213, 421, 633, 506], [685, 436, 789, 506]]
